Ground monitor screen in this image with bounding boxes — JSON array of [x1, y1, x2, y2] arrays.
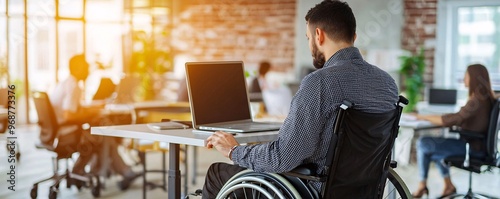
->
[[429, 88, 457, 105]]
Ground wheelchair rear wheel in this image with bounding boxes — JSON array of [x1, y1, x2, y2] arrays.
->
[[217, 168, 411, 199], [383, 168, 412, 199], [217, 170, 302, 199]]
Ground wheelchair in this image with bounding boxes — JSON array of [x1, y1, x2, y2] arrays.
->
[[215, 96, 412, 199]]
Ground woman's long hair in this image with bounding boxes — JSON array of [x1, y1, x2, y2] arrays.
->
[[466, 64, 495, 101]]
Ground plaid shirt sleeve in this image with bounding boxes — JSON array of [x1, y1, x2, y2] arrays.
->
[[231, 73, 336, 173]]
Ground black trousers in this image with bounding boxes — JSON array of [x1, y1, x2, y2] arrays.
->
[[202, 162, 246, 199]]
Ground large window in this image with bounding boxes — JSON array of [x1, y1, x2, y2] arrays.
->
[[0, 0, 7, 87], [27, 0, 56, 91], [2, 0, 174, 123], [436, 0, 500, 97]]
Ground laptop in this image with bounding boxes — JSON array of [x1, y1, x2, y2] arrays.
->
[[185, 61, 282, 133], [93, 78, 116, 100], [112, 75, 140, 104], [428, 88, 457, 105]]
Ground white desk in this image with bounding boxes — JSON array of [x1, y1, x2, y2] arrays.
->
[[91, 124, 279, 199], [416, 101, 461, 115]]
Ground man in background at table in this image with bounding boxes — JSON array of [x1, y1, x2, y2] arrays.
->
[[202, 0, 399, 197], [50, 54, 140, 190]]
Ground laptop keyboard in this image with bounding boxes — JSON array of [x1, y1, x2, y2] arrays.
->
[[218, 122, 281, 130]]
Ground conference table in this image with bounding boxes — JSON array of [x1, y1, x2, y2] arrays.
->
[[102, 101, 191, 123], [91, 124, 279, 199]]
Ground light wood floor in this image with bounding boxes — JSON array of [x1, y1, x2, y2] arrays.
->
[[0, 125, 499, 199]]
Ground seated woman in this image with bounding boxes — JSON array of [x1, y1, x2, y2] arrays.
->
[[412, 64, 495, 198], [249, 61, 271, 93]]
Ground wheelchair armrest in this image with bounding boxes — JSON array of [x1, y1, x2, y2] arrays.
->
[[282, 164, 327, 182]]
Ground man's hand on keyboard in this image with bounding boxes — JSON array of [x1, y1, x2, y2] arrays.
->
[[206, 131, 240, 158]]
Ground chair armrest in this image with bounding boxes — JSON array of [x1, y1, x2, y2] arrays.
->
[[449, 126, 461, 133], [448, 126, 484, 139], [458, 130, 485, 139], [35, 141, 55, 151], [282, 164, 327, 182], [59, 120, 89, 130]]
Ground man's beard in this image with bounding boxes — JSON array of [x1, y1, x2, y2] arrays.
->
[[312, 42, 326, 69]]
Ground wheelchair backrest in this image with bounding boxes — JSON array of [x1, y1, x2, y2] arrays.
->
[[321, 96, 405, 198]]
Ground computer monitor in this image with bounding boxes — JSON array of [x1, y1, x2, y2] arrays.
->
[[428, 88, 457, 105]]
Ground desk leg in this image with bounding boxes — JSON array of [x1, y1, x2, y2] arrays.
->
[[168, 143, 181, 199], [191, 146, 197, 185], [183, 145, 188, 197], [394, 128, 415, 166]]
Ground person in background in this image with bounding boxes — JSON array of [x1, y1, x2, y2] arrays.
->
[[411, 64, 495, 198], [200, 1, 399, 198], [50, 54, 141, 190], [249, 61, 271, 93]]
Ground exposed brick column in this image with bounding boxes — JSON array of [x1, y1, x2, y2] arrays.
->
[[401, 0, 437, 84], [172, 0, 296, 72]]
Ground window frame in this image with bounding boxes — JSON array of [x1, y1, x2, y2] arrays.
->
[[435, 0, 500, 88]]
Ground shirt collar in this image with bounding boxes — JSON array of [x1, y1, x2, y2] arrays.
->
[[323, 46, 362, 68]]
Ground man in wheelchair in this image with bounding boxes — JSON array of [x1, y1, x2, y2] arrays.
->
[[203, 1, 400, 198]]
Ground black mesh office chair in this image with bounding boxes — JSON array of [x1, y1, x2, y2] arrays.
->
[[444, 98, 500, 199], [214, 96, 411, 199], [30, 91, 100, 199]]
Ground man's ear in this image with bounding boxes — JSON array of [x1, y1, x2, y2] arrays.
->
[[315, 28, 324, 45]]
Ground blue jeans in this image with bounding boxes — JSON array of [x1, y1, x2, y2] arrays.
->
[[416, 137, 466, 181]]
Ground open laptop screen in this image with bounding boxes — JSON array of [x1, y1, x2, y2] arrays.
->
[[185, 61, 252, 126]]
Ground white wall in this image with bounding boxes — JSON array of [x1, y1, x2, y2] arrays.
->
[[294, 0, 404, 80]]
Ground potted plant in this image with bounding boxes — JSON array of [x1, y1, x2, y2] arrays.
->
[[131, 30, 173, 101], [399, 48, 425, 112]]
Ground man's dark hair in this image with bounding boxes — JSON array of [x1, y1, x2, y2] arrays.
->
[[69, 54, 87, 73], [305, 0, 356, 43]]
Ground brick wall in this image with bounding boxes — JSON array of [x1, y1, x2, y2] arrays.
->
[[172, 0, 296, 72], [401, 0, 438, 84]]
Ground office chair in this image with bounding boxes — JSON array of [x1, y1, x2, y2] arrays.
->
[[0, 88, 7, 133], [0, 88, 20, 161], [213, 96, 412, 199], [30, 91, 100, 199], [444, 98, 500, 199]]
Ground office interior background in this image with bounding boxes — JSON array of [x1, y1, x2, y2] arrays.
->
[[1, 0, 500, 123], [1, 0, 500, 198]]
